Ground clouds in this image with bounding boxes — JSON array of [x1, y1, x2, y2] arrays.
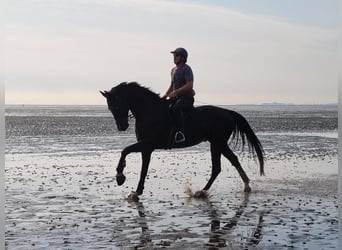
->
[[5, 0, 337, 104]]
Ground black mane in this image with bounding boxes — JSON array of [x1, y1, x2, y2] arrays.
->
[[111, 82, 161, 101]]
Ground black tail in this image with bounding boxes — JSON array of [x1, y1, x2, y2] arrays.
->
[[230, 111, 265, 176]]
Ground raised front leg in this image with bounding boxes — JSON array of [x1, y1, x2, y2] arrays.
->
[[116, 142, 144, 186]]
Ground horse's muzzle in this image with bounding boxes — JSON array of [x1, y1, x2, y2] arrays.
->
[[117, 121, 129, 131]]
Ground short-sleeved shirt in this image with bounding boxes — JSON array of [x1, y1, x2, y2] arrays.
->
[[171, 64, 195, 97]]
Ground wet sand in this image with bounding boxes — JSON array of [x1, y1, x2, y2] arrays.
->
[[5, 149, 337, 249]]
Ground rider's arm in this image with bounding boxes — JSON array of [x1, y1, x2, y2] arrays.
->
[[162, 84, 173, 98]]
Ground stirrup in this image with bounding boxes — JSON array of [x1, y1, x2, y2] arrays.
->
[[175, 131, 186, 143]]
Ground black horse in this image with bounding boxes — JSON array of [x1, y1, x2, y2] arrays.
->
[[101, 82, 264, 201]]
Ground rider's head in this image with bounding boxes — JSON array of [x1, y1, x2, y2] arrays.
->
[[171, 47, 188, 64]]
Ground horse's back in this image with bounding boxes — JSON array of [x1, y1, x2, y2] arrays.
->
[[192, 105, 236, 122], [189, 105, 237, 133]]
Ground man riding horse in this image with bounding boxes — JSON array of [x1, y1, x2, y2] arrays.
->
[[162, 47, 195, 143]]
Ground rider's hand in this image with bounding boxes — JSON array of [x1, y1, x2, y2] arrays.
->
[[168, 91, 178, 98]]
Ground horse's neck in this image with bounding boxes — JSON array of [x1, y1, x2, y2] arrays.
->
[[129, 96, 164, 121]]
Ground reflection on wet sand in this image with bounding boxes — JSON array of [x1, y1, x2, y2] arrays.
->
[[134, 201, 152, 248], [206, 193, 264, 249], [128, 193, 265, 249]]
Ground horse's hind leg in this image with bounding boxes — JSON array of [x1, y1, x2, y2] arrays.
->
[[203, 144, 222, 191], [222, 145, 251, 192]]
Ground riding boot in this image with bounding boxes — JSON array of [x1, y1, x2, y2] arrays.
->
[[174, 110, 186, 143]]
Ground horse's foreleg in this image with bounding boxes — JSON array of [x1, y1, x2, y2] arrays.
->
[[222, 146, 251, 192], [116, 143, 143, 186], [203, 144, 222, 191], [135, 150, 152, 195]]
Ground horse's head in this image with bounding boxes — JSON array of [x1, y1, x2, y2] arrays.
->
[[100, 83, 130, 131]]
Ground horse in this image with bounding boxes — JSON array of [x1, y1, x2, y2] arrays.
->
[[100, 82, 264, 201]]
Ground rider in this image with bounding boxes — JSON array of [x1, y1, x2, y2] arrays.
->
[[162, 47, 195, 143]]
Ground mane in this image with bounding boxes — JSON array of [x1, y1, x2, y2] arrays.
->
[[111, 82, 161, 100]]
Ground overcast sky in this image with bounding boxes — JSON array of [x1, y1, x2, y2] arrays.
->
[[5, 0, 338, 105]]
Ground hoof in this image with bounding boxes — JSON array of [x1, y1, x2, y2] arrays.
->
[[244, 185, 251, 193], [194, 190, 209, 199], [116, 174, 126, 186], [127, 192, 139, 202]]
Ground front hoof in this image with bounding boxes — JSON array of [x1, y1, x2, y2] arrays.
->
[[194, 190, 209, 199], [116, 174, 126, 186], [244, 185, 251, 193], [127, 192, 139, 202]]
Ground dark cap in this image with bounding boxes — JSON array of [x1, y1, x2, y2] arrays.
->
[[170, 47, 188, 59]]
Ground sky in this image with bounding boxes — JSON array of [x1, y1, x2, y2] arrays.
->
[[5, 0, 338, 105]]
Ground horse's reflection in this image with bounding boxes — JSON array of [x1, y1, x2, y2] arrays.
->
[[207, 193, 264, 249], [130, 201, 152, 248], [128, 193, 264, 249]]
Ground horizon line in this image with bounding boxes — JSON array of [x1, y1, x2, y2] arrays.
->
[[4, 102, 338, 106]]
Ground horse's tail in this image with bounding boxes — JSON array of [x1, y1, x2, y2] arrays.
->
[[230, 111, 265, 176]]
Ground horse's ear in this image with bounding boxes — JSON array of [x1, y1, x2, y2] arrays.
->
[[100, 91, 108, 98]]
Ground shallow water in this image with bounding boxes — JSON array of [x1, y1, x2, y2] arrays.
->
[[5, 105, 338, 249]]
